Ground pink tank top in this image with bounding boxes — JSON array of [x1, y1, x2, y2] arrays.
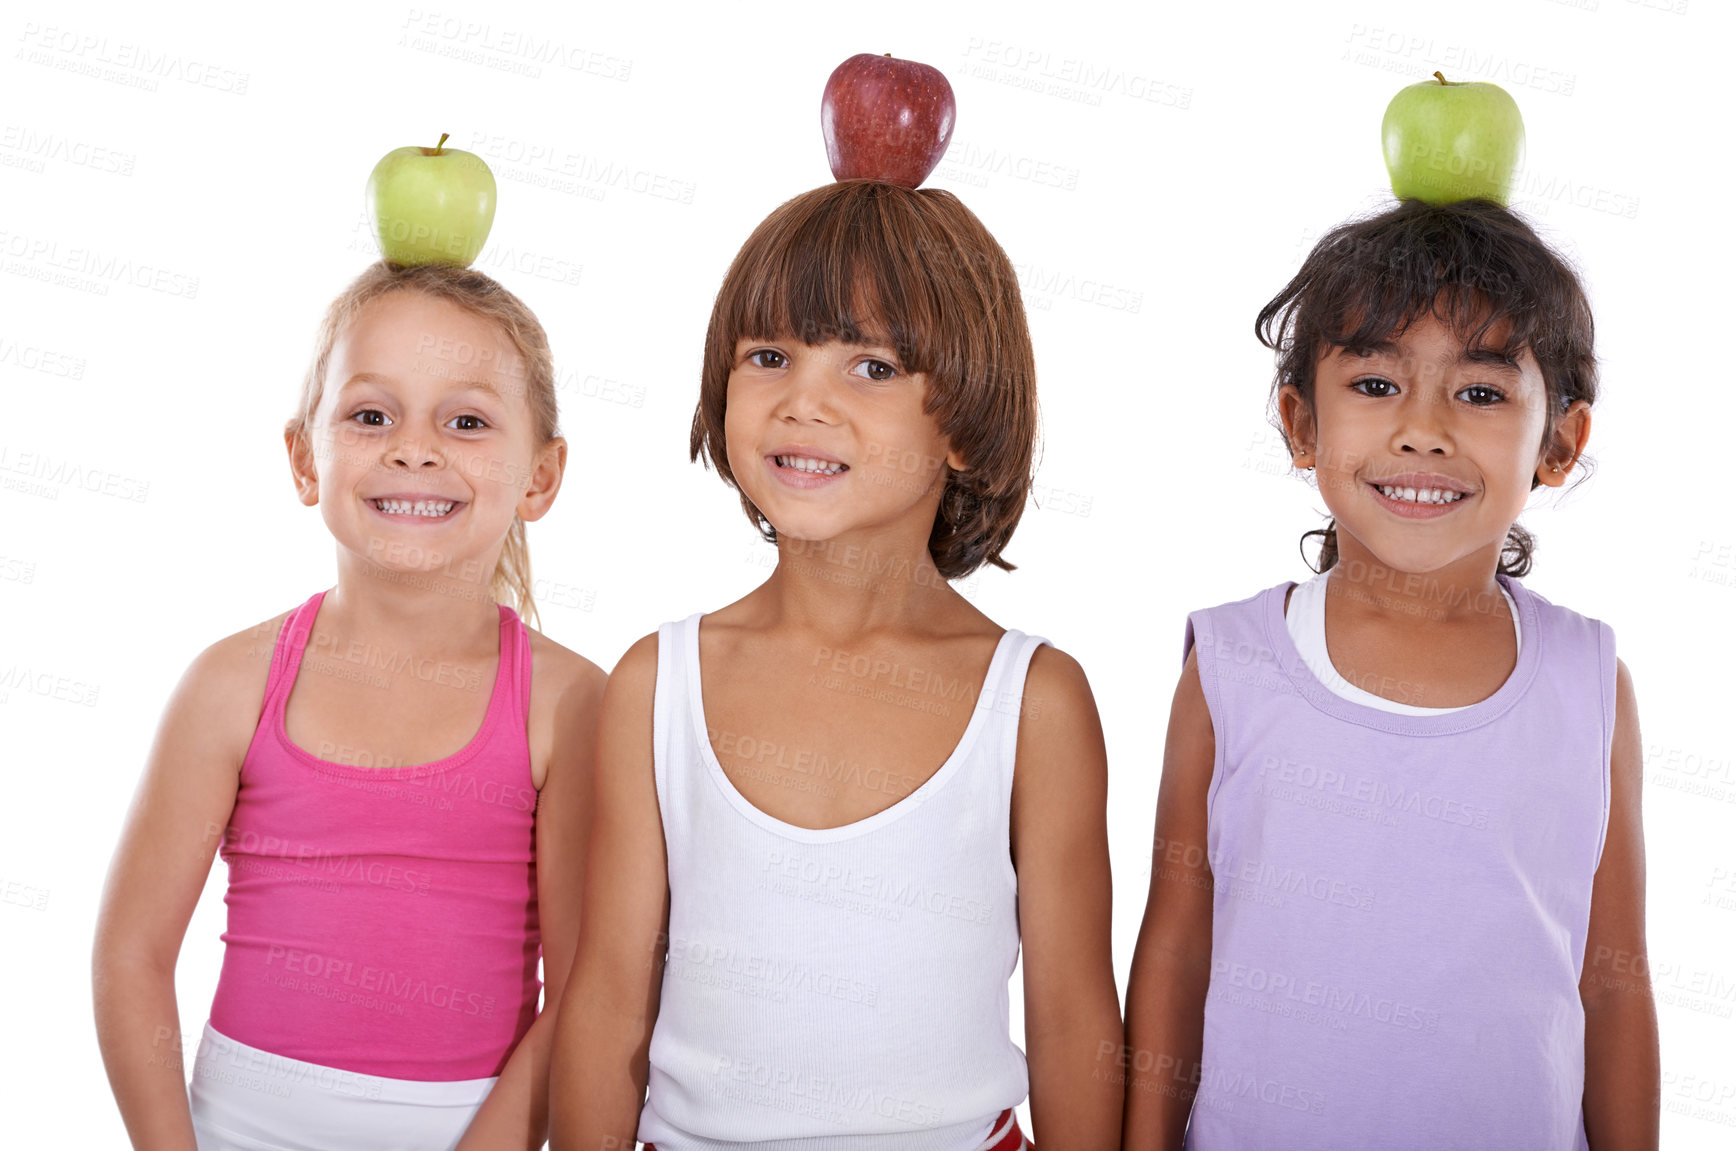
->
[[207, 590, 542, 1081]]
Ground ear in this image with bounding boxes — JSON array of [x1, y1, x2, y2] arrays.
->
[[1535, 400, 1592, 488], [517, 436, 568, 523], [285, 424, 320, 507], [944, 443, 968, 472], [1277, 385, 1317, 469]]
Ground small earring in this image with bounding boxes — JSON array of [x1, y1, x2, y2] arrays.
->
[[1551, 465, 1562, 473]]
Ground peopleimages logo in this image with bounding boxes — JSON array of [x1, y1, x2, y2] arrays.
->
[[1198, 1065, 1327, 1116], [264, 946, 496, 1018], [1210, 958, 1441, 1034], [1256, 754, 1491, 830], [217, 827, 433, 896], [667, 935, 880, 1007], [762, 850, 994, 925]]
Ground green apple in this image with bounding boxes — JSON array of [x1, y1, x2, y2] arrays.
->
[[366, 133, 497, 267], [1382, 72, 1524, 207]]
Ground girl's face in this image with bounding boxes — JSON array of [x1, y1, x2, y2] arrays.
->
[[1280, 309, 1589, 579], [723, 331, 965, 553], [288, 291, 564, 584]]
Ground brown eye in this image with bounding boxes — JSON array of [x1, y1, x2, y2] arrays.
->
[[748, 350, 787, 369], [853, 359, 897, 382], [1351, 377, 1396, 398], [1458, 385, 1505, 406]]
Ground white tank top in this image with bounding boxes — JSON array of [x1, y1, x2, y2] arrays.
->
[[1284, 570, 1520, 715], [637, 612, 1044, 1151]]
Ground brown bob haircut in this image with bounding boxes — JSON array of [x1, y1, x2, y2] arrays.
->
[[1257, 198, 1598, 577], [690, 179, 1038, 580]]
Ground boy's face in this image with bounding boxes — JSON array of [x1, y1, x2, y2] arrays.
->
[[1279, 308, 1589, 581], [723, 331, 965, 554]]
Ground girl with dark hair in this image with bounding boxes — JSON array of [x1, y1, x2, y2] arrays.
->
[[1125, 200, 1658, 1150]]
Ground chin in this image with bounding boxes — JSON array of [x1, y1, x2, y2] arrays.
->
[[1357, 544, 1482, 580], [1327, 527, 1452, 578]]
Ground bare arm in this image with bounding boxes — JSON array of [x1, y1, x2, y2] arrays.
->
[[549, 634, 670, 1150], [1013, 645, 1122, 1150], [457, 639, 606, 1150], [91, 622, 275, 1150], [1580, 658, 1659, 1149], [1123, 648, 1215, 1151]]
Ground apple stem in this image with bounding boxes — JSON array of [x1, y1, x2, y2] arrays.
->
[[1433, 71, 1448, 84], [434, 132, 449, 155]]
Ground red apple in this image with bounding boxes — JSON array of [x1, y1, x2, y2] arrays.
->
[[821, 53, 956, 189]]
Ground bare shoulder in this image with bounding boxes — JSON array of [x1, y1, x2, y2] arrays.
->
[[193, 610, 293, 720], [538, 630, 659, 787], [524, 629, 609, 792], [1025, 641, 1090, 687], [153, 608, 294, 770], [1021, 642, 1100, 731], [593, 632, 663, 796], [1610, 657, 1641, 787], [216, 608, 295, 678], [1165, 647, 1215, 765], [526, 628, 608, 702], [1014, 643, 1107, 784], [1614, 656, 1636, 706], [607, 631, 662, 696]]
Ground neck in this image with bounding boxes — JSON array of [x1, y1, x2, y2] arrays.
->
[[1323, 536, 1510, 628], [325, 549, 503, 653], [759, 525, 963, 638]]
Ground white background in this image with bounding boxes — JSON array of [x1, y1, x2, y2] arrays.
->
[[3, 0, 1732, 1144]]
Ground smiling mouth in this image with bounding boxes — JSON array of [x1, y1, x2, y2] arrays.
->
[[371, 498, 458, 517], [1371, 484, 1466, 506], [773, 455, 848, 476]]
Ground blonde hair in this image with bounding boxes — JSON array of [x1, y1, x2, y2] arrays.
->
[[289, 261, 560, 628]]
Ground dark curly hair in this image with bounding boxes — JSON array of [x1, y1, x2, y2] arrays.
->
[[1256, 198, 1598, 577], [690, 179, 1038, 580]]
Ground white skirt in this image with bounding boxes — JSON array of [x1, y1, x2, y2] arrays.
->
[[189, 1022, 498, 1151]]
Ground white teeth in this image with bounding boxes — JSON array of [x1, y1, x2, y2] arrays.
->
[[1376, 484, 1465, 505], [776, 455, 846, 475], [374, 498, 455, 517]]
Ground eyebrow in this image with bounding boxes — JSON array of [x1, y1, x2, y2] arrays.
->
[[336, 372, 509, 400], [1336, 341, 1521, 373], [1460, 347, 1521, 373]]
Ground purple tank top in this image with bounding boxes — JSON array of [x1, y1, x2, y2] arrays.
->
[[1181, 575, 1615, 1149]]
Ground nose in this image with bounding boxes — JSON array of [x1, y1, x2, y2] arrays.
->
[[773, 354, 837, 424], [1392, 391, 1452, 456], [388, 428, 443, 469]]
